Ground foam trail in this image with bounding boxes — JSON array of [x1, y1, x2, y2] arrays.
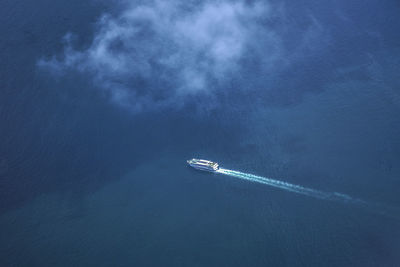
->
[[216, 168, 400, 220], [218, 168, 333, 200]]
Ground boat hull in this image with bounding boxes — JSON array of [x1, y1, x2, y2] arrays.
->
[[187, 159, 219, 172]]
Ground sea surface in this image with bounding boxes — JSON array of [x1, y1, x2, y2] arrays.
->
[[1, 0, 400, 266]]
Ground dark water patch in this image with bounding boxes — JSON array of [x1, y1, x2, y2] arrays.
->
[[0, 67, 253, 214]]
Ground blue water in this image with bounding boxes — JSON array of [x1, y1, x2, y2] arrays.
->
[[1, 0, 400, 266]]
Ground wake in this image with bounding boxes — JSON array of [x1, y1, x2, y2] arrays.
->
[[216, 168, 399, 220]]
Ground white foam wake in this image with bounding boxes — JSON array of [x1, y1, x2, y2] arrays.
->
[[217, 168, 336, 201], [216, 168, 399, 220]]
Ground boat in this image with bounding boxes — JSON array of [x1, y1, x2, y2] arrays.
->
[[187, 158, 219, 172]]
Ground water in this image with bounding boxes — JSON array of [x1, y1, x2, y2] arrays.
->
[[1, 0, 400, 266]]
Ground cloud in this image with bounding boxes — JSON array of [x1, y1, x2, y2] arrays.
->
[[39, 0, 324, 112]]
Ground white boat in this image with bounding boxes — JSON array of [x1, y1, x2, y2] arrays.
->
[[187, 158, 219, 172]]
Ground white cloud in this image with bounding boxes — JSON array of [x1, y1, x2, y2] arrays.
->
[[39, 0, 324, 112]]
